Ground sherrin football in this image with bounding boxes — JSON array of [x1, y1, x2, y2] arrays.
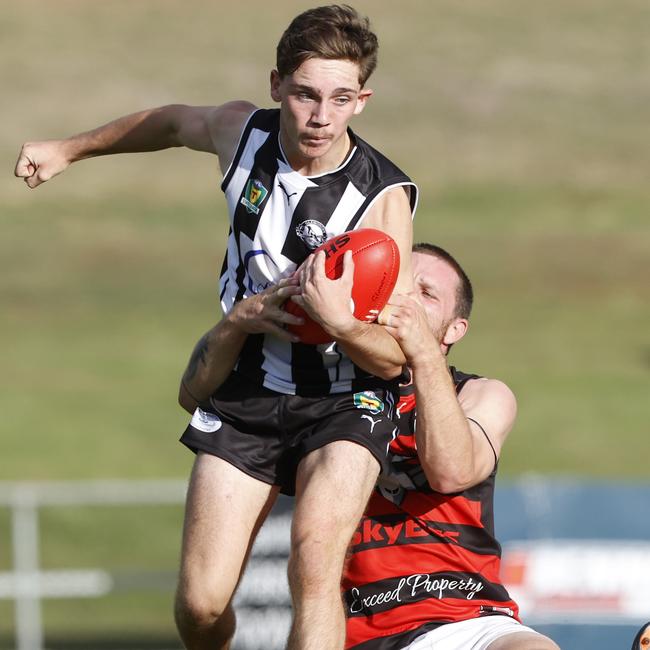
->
[[284, 228, 400, 344]]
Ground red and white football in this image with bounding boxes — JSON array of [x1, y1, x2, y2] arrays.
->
[[284, 228, 400, 344]]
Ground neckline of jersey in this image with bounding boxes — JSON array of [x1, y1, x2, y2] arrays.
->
[[277, 131, 358, 180]]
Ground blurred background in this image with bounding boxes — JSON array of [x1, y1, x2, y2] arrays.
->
[[1, 1, 648, 648]]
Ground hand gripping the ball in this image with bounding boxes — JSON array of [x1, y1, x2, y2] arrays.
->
[[288, 249, 357, 343], [284, 228, 400, 344]]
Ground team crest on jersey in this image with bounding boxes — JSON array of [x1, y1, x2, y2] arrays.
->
[[353, 391, 384, 415], [240, 179, 268, 214], [296, 220, 327, 249]]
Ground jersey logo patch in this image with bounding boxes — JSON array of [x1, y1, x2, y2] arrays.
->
[[240, 179, 268, 214], [353, 391, 384, 415], [296, 220, 327, 249], [190, 408, 223, 433]]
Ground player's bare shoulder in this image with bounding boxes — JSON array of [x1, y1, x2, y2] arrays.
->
[[459, 377, 517, 447], [460, 377, 516, 412], [205, 101, 257, 174]]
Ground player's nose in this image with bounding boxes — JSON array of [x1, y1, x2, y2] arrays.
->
[[311, 101, 330, 126]]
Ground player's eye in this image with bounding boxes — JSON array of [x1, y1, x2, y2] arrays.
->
[[334, 96, 351, 105]]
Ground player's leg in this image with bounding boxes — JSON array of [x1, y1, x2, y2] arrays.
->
[[174, 452, 280, 650], [286, 440, 380, 650], [486, 632, 561, 650]]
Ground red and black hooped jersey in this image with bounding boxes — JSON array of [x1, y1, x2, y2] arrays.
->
[[342, 367, 520, 650]]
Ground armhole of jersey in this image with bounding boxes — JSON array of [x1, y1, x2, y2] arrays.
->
[[220, 108, 260, 192], [348, 180, 419, 231], [467, 416, 498, 474]]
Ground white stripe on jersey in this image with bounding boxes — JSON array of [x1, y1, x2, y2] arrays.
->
[[323, 181, 366, 234]]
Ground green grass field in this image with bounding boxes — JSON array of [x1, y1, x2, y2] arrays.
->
[[1, 0, 649, 644]]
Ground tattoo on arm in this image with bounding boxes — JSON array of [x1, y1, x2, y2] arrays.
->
[[185, 334, 210, 382]]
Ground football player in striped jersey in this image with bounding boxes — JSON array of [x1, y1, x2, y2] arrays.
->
[[15, 6, 417, 649]]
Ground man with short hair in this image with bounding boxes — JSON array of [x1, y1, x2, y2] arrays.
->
[[15, 6, 416, 648], [343, 244, 560, 650]]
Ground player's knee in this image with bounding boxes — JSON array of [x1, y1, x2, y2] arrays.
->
[[174, 582, 233, 632]]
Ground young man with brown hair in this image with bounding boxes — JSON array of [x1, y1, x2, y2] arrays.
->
[[15, 6, 416, 648]]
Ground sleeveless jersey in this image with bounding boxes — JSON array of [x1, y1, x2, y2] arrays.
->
[[342, 368, 520, 650], [219, 109, 418, 397]]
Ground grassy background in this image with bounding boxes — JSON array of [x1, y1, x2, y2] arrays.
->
[[1, 0, 649, 644]]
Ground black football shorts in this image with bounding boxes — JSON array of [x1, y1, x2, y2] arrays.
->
[[180, 371, 398, 495]]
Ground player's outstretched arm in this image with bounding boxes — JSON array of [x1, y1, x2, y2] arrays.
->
[[15, 101, 256, 188], [179, 279, 303, 413]]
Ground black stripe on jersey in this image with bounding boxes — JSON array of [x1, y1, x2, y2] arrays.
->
[[290, 342, 330, 397], [280, 176, 350, 264], [344, 571, 512, 618], [347, 621, 443, 650], [231, 132, 280, 301], [235, 335, 267, 386], [351, 512, 502, 556]]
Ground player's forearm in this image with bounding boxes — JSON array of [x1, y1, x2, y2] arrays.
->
[[179, 316, 247, 413], [411, 353, 477, 493], [62, 106, 185, 163], [335, 321, 406, 380]]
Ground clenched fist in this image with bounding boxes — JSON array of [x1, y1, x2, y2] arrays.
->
[[14, 140, 72, 188]]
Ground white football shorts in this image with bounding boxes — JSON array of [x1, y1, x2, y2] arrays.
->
[[401, 616, 541, 650]]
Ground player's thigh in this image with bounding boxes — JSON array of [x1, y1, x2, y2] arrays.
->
[[292, 440, 379, 548], [179, 452, 279, 600], [486, 631, 560, 650]]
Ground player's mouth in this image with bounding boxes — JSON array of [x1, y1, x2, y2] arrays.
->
[[302, 134, 331, 145]]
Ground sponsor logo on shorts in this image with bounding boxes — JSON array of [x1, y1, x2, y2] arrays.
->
[[190, 408, 222, 433], [296, 219, 327, 249], [240, 178, 268, 214], [353, 391, 384, 415]]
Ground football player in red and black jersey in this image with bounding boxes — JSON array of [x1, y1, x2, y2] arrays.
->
[[343, 243, 560, 650]]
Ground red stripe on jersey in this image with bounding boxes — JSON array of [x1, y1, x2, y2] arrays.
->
[[364, 490, 484, 528], [403, 491, 483, 526], [344, 543, 505, 589]]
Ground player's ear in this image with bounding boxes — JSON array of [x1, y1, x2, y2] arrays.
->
[[353, 88, 373, 115], [443, 318, 468, 346], [270, 70, 282, 103]]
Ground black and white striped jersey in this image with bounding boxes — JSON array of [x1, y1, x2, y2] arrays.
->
[[219, 108, 418, 396]]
